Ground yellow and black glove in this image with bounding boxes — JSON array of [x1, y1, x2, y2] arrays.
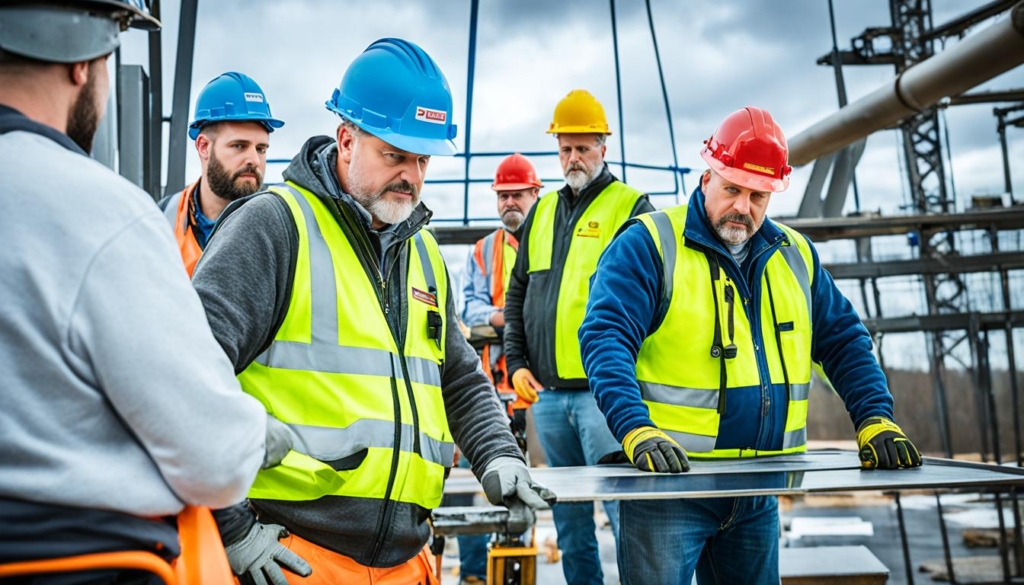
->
[[856, 417, 922, 469], [622, 426, 690, 473]]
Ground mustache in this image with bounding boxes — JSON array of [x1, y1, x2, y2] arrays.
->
[[232, 165, 263, 183], [567, 163, 588, 174], [717, 213, 753, 229], [383, 181, 419, 198]]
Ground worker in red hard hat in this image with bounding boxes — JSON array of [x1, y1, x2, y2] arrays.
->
[[580, 107, 921, 584], [456, 152, 542, 584]]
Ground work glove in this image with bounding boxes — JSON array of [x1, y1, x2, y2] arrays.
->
[[623, 426, 690, 473], [511, 368, 542, 404], [856, 416, 922, 470], [481, 456, 557, 533], [225, 520, 313, 585], [263, 415, 303, 469]]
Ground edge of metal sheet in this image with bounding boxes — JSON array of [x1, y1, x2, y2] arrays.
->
[[444, 450, 1024, 502]]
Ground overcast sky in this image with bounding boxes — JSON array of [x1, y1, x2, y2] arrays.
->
[[118, 0, 1024, 369]]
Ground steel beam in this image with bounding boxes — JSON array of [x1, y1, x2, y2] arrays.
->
[[948, 88, 1024, 105], [922, 0, 1017, 41], [863, 310, 1024, 334], [823, 250, 1024, 279]]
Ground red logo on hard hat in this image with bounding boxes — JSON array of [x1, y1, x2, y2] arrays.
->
[[416, 107, 447, 125]]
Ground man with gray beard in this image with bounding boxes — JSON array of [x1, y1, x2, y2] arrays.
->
[[502, 89, 653, 585], [190, 38, 551, 584]]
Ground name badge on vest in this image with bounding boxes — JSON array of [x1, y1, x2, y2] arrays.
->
[[412, 287, 438, 307], [576, 220, 601, 239]]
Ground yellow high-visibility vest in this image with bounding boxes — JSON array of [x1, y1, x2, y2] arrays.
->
[[635, 205, 814, 458], [527, 182, 645, 380], [238, 182, 453, 509]]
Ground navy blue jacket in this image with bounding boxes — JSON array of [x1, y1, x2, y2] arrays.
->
[[579, 186, 894, 450]]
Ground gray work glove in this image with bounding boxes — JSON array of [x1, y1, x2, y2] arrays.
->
[[225, 521, 312, 585], [480, 456, 557, 534], [263, 415, 302, 469]]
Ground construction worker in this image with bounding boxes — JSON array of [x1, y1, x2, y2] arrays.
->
[[457, 153, 543, 584], [159, 71, 284, 276], [580, 107, 922, 585], [190, 38, 554, 584], [0, 0, 287, 573], [503, 89, 654, 585]]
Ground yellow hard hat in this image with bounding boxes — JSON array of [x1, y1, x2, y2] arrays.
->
[[546, 89, 612, 135]]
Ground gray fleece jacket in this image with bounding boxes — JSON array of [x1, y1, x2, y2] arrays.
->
[[0, 106, 267, 517], [191, 136, 522, 567]]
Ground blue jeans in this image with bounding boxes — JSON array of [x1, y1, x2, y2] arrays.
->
[[454, 456, 489, 580], [618, 496, 780, 585], [532, 389, 621, 585]]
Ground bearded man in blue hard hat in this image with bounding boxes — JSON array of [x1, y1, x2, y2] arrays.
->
[[158, 72, 284, 276], [191, 38, 554, 584]]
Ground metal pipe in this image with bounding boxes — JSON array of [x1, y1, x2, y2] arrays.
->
[[935, 492, 957, 584], [998, 113, 1016, 205], [609, 0, 627, 182], [789, 2, 1024, 166], [462, 0, 480, 227], [894, 492, 916, 585], [164, 0, 198, 197], [645, 0, 682, 203]]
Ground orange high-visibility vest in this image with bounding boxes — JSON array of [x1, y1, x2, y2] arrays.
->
[[472, 228, 529, 409], [160, 182, 203, 277]]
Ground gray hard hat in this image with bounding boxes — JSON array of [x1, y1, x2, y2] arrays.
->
[[0, 1, 161, 64]]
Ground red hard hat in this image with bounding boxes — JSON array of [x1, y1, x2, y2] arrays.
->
[[492, 153, 543, 191], [699, 107, 792, 193]]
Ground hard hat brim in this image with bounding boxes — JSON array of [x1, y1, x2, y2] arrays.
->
[[363, 126, 458, 156], [701, 150, 789, 193], [188, 117, 285, 141], [492, 182, 543, 191], [546, 125, 612, 135]]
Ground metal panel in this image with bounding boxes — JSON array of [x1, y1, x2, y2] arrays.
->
[[117, 65, 147, 190], [93, 92, 116, 170], [443, 451, 1024, 502]]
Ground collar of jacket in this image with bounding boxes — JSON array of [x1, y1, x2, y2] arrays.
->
[[283, 135, 433, 242], [683, 185, 787, 264], [555, 164, 616, 208], [0, 104, 87, 156]]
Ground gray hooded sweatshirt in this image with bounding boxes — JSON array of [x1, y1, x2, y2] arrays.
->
[[192, 136, 522, 567]]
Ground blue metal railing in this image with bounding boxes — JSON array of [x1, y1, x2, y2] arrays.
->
[[268, 0, 693, 227]]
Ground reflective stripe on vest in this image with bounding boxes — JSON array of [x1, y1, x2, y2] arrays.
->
[[239, 183, 453, 508], [526, 181, 645, 380], [636, 206, 815, 458], [162, 183, 203, 277]]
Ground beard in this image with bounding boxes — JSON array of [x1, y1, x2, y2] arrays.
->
[[206, 151, 263, 202], [66, 67, 101, 154], [564, 161, 600, 192], [347, 164, 420, 226], [501, 208, 525, 231], [713, 213, 759, 246]]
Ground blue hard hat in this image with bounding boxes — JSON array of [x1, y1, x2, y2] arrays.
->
[[189, 72, 285, 140], [326, 38, 458, 156]]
